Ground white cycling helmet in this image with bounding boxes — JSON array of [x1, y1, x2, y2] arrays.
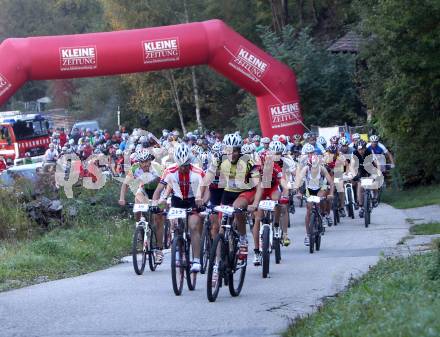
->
[[261, 137, 270, 144], [303, 143, 315, 154], [222, 133, 243, 147], [269, 140, 285, 153], [137, 149, 154, 162], [212, 142, 223, 152], [272, 134, 279, 141], [252, 135, 261, 142], [116, 149, 123, 156], [370, 135, 380, 142], [174, 143, 191, 166], [303, 132, 310, 140], [339, 137, 349, 146], [317, 136, 327, 146], [241, 143, 255, 154], [352, 133, 360, 140]]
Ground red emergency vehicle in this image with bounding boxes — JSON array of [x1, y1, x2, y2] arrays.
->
[[0, 111, 51, 165]]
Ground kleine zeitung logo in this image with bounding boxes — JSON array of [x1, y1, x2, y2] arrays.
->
[[269, 102, 300, 128], [59, 46, 98, 71], [142, 37, 180, 64], [0, 74, 12, 97], [229, 46, 269, 81]]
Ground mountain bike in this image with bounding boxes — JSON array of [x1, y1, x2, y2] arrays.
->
[[258, 200, 281, 278], [206, 205, 247, 302], [307, 195, 325, 254], [132, 203, 162, 275], [168, 207, 201, 296]]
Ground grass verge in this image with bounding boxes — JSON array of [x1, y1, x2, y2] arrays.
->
[[382, 184, 440, 209], [284, 243, 440, 337], [0, 182, 134, 292], [410, 222, 440, 235]]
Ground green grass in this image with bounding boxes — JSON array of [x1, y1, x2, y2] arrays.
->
[[284, 243, 440, 337], [0, 181, 135, 292], [382, 184, 440, 209], [410, 222, 440, 235], [0, 218, 132, 292]]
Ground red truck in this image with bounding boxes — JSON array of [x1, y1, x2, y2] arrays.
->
[[0, 111, 51, 167]]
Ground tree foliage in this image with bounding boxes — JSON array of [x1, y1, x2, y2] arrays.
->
[[261, 25, 363, 127], [354, 0, 440, 185]]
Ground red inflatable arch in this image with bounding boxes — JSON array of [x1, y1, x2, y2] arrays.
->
[[0, 19, 303, 137]]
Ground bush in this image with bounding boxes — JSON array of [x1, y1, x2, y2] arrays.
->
[[0, 189, 34, 240]]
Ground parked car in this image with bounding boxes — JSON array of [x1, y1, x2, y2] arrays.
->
[[0, 162, 43, 187], [70, 120, 100, 133]]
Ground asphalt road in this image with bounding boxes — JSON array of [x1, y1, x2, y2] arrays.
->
[[0, 203, 411, 337]]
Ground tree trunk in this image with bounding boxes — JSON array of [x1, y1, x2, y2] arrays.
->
[[166, 70, 186, 134], [184, 0, 202, 129], [271, 0, 289, 33], [297, 0, 304, 26], [191, 67, 202, 129]]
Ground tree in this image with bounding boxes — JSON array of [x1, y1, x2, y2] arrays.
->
[[354, 0, 440, 185]]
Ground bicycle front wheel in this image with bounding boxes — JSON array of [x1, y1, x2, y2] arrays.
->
[[207, 234, 224, 302], [148, 229, 157, 272], [364, 191, 371, 227], [262, 226, 271, 278], [229, 236, 247, 297], [199, 223, 212, 274], [186, 238, 197, 291], [132, 226, 147, 275], [171, 236, 185, 296]]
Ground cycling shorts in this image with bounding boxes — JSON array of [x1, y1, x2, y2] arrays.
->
[[137, 188, 155, 199], [221, 189, 256, 206], [171, 196, 196, 209], [261, 185, 280, 200], [209, 187, 224, 206]]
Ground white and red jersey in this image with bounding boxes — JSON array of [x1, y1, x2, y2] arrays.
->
[[164, 164, 205, 200]]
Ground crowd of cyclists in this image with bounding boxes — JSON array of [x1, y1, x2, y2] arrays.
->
[[40, 125, 395, 295]]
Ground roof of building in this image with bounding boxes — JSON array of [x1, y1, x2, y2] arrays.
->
[[328, 31, 363, 53]]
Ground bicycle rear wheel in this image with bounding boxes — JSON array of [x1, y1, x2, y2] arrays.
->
[[228, 236, 247, 297], [207, 234, 224, 302], [199, 223, 211, 274], [171, 236, 185, 296], [261, 226, 271, 278], [132, 226, 147, 275]]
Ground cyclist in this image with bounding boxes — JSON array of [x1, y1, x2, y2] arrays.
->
[[288, 134, 303, 158], [253, 135, 264, 152], [349, 133, 361, 150], [367, 135, 395, 172], [295, 144, 334, 246], [302, 133, 324, 155], [317, 136, 327, 150], [258, 137, 270, 153], [324, 144, 347, 217], [203, 142, 225, 238], [350, 140, 381, 216], [252, 140, 290, 265], [119, 149, 164, 263], [219, 133, 262, 260], [158, 143, 210, 273]]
